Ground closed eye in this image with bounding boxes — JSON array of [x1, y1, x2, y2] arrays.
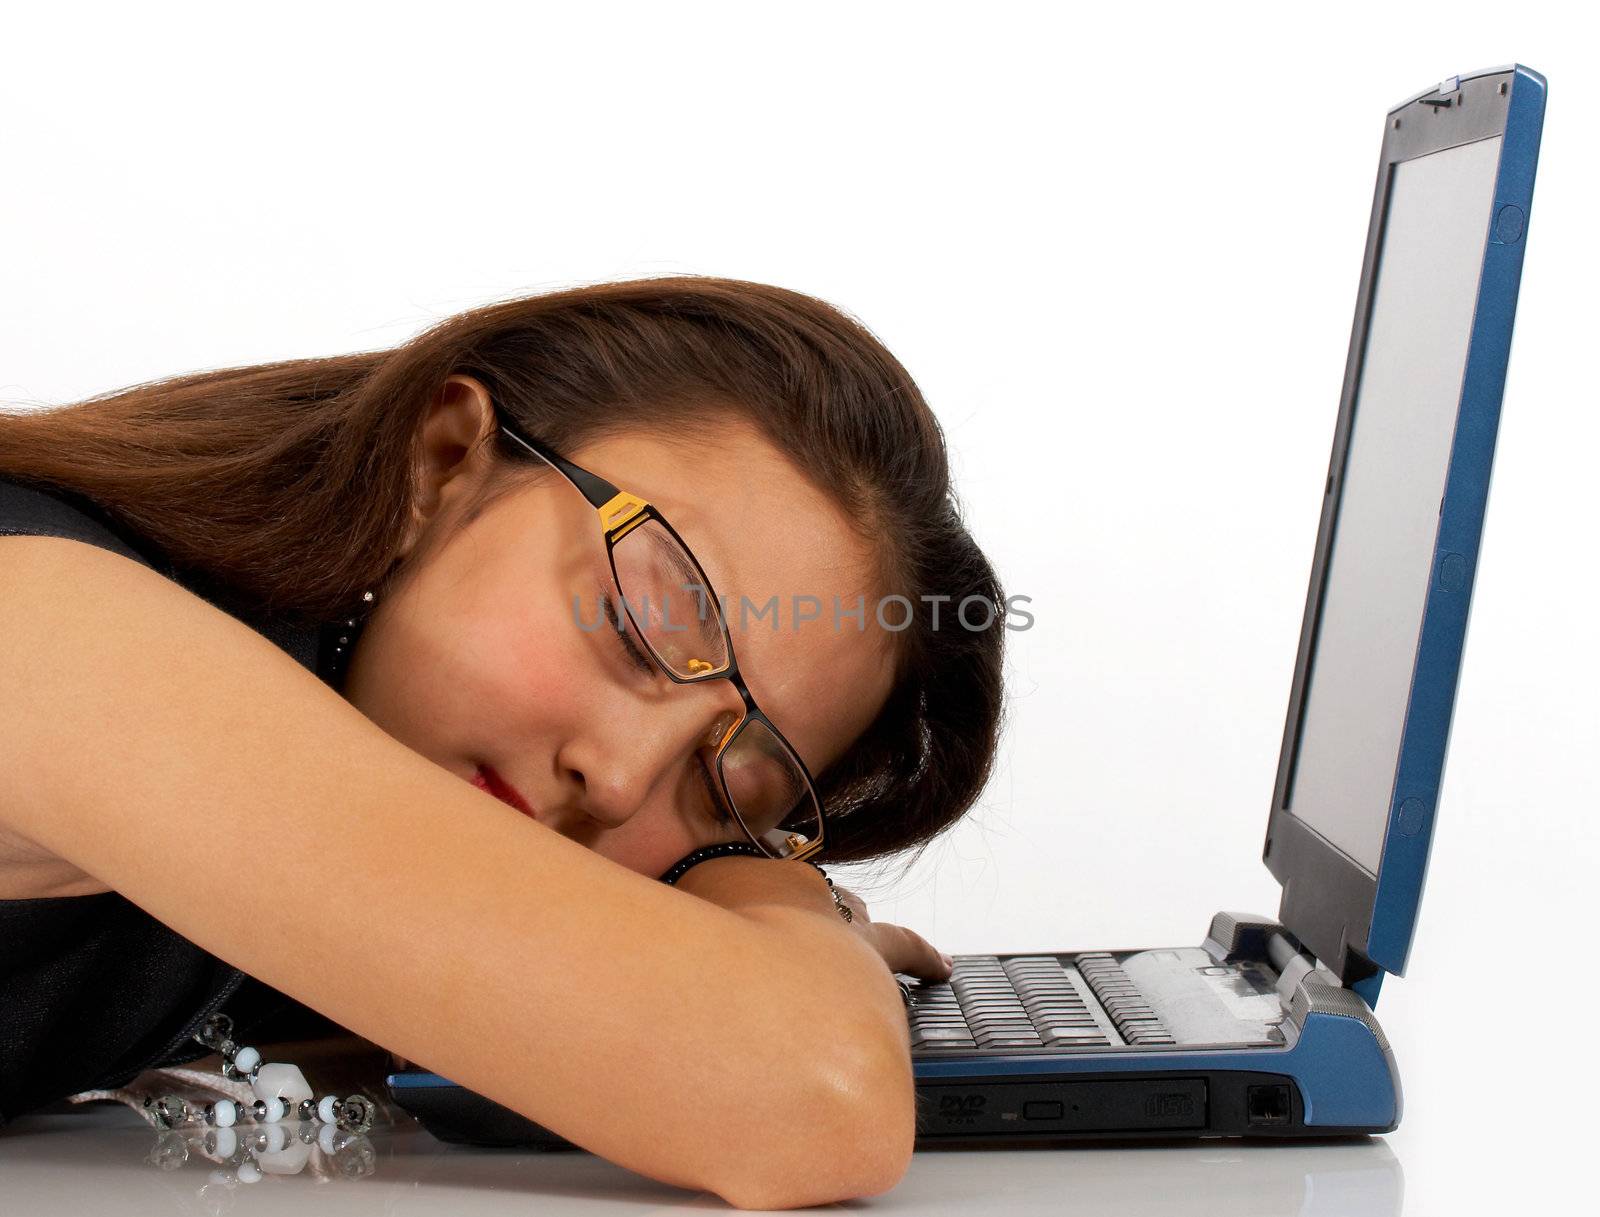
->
[[601, 588, 655, 675], [605, 586, 733, 829], [694, 758, 734, 827]]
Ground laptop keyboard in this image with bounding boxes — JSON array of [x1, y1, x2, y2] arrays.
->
[[905, 952, 1178, 1051]]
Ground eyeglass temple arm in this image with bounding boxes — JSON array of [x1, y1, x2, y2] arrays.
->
[[496, 423, 625, 509]]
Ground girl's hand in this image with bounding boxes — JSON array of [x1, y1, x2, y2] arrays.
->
[[830, 882, 955, 984]]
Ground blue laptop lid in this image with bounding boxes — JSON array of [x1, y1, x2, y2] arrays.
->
[[1261, 65, 1546, 990]]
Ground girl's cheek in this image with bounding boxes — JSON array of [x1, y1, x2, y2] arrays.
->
[[515, 604, 606, 716]]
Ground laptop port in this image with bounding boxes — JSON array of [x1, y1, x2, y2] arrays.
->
[[1247, 1084, 1290, 1126]]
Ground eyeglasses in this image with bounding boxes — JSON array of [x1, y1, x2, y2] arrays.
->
[[496, 418, 826, 863]]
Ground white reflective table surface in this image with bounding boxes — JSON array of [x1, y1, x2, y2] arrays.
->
[[1, 1103, 1405, 1215]]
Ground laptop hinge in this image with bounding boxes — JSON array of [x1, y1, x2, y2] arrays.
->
[[1202, 912, 1384, 1006], [1267, 932, 1318, 1002], [1264, 931, 1385, 1009]]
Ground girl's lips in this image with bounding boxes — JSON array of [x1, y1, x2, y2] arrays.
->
[[472, 765, 538, 819]]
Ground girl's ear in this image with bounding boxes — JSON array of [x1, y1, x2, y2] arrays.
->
[[398, 375, 498, 560]]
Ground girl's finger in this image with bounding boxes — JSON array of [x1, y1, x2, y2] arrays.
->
[[876, 922, 954, 982]]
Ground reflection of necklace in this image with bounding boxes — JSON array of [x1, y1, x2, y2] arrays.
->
[[141, 1012, 374, 1134]]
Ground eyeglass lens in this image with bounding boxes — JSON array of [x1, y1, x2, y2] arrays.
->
[[609, 518, 822, 859]]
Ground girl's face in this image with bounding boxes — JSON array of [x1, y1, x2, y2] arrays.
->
[[343, 378, 899, 879]]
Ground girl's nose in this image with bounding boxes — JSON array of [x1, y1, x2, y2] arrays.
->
[[561, 680, 745, 830]]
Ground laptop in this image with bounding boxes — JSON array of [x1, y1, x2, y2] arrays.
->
[[386, 63, 1547, 1148]]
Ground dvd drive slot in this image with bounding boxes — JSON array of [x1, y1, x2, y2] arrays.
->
[[918, 1079, 1208, 1137]]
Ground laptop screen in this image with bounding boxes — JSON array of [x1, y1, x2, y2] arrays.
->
[[1284, 134, 1503, 874]]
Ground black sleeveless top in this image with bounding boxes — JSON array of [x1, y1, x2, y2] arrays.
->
[[0, 477, 351, 1126]]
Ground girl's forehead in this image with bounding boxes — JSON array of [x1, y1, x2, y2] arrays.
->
[[571, 427, 860, 596]]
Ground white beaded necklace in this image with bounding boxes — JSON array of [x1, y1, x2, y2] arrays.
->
[[141, 1010, 374, 1135]]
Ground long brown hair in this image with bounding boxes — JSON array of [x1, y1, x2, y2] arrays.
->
[[0, 276, 1005, 867]]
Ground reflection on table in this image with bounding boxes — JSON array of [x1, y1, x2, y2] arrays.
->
[[0, 1104, 1404, 1216]]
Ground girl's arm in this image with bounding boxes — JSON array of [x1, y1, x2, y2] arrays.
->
[[0, 536, 913, 1208]]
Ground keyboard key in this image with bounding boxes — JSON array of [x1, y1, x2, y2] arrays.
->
[[968, 1015, 1031, 1028], [975, 1036, 1043, 1050], [1040, 1025, 1108, 1040], [912, 1027, 981, 1045]]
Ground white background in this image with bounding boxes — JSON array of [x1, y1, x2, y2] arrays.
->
[[3, 4, 1594, 1212]]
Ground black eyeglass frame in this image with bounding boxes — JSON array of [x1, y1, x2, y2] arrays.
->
[[494, 416, 826, 863]]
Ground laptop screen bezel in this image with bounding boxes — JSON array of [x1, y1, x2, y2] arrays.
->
[[1260, 65, 1545, 988]]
